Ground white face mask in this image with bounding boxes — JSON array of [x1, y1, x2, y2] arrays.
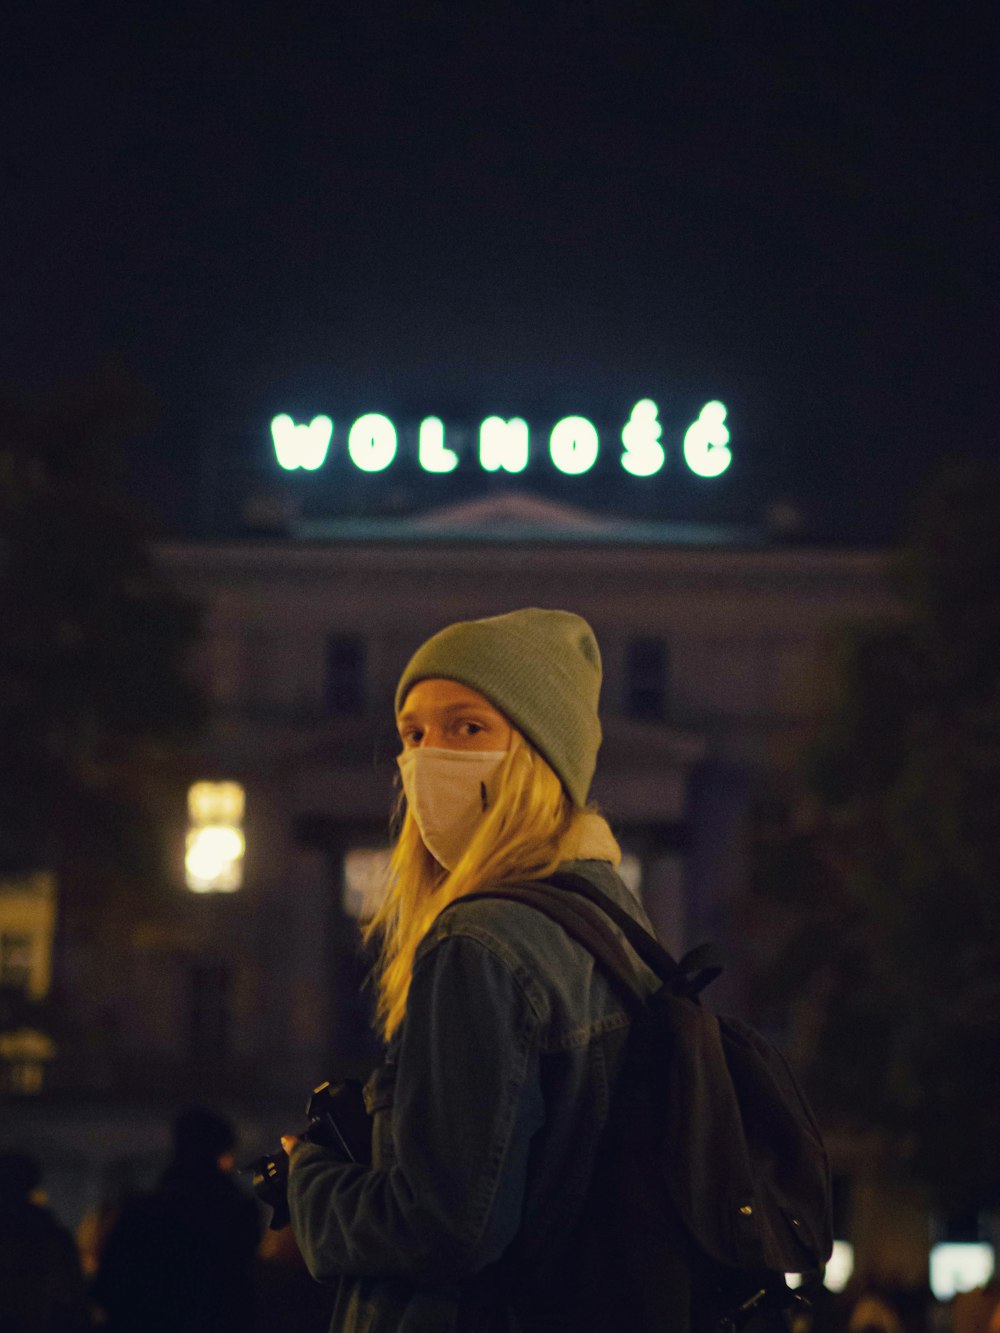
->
[[396, 747, 508, 871]]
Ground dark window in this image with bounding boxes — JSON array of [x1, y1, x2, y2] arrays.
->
[[187, 962, 230, 1062], [625, 637, 669, 721], [0, 933, 33, 991], [325, 635, 366, 716]]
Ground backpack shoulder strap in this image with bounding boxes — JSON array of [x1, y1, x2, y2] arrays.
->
[[455, 872, 723, 1001], [458, 883, 648, 1006], [548, 870, 724, 998]]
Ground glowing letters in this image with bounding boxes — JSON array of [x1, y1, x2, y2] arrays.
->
[[349, 413, 397, 473], [418, 417, 459, 473], [270, 400, 732, 479], [271, 414, 333, 471], [479, 417, 529, 473], [683, 401, 731, 478], [621, 399, 665, 477], [549, 417, 599, 475]]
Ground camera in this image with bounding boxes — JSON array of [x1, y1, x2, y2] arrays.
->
[[245, 1079, 370, 1230]]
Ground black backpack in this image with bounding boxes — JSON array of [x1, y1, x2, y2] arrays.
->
[[467, 869, 833, 1333]]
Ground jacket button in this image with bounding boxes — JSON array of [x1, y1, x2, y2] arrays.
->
[[739, 1205, 754, 1216]]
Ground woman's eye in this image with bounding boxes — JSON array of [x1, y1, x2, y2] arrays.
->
[[461, 722, 484, 736]]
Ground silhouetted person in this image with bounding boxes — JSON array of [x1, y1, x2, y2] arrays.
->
[[0, 1150, 89, 1332], [91, 1107, 261, 1332]]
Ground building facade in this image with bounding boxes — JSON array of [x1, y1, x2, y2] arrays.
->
[[162, 499, 897, 1091], [4, 496, 911, 1273]]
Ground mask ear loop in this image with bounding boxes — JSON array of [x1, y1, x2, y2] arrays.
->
[[387, 760, 408, 838], [479, 729, 529, 819]]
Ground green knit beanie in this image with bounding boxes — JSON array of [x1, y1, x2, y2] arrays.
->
[[395, 608, 603, 808]]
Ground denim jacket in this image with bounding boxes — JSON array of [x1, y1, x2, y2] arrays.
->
[[287, 858, 660, 1332]]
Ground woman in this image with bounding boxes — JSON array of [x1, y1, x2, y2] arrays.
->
[[285, 608, 659, 1331]]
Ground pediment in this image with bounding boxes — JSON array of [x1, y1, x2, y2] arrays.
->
[[412, 490, 611, 531]]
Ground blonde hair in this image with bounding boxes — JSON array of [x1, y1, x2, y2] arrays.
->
[[364, 736, 598, 1040]]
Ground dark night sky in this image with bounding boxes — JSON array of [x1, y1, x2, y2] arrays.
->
[[3, 2, 997, 542]]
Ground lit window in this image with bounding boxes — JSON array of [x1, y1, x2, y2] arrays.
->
[[186, 782, 246, 892], [0, 933, 33, 991], [343, 848, 392, 920], [787, 1240, 854, 1291], [625, 638, 670, 722], [0, 874, 56, 1000], [824, 1241, 854, 1293], [617, 853, 643, 900], [929, 1243, 994, 1301], [0, 1027, 56, 1095]]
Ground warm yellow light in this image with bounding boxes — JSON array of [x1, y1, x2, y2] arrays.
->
[[186, 782, 246, 892], [0, 873, 56, 1000], [188, 781, 245, 826], [185, 826, 245, 892]]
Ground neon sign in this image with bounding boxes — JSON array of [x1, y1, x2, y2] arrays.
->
[[621, 400, 665, 477], [271, 400, 731, 479], [683, 402, 731, 478], [271, 414, 333, 471]]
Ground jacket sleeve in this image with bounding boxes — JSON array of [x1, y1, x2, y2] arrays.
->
[[287, 931, 546, 1284]]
